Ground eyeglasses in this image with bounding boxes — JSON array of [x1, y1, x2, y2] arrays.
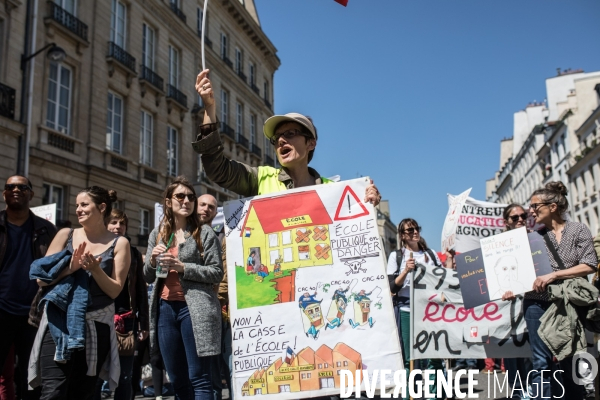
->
[[269, 129, 311, 146], [172, 193, 195, 202], [509, 213, 529, 223], [529, 203, 551, 212], [4, 184, 31, 192], [401, 226, 421, 235]]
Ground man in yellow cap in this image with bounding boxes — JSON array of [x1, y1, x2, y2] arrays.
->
[[192, 70, 381, 203]]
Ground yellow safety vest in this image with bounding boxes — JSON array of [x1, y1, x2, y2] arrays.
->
[[256, 166, 332, 195]]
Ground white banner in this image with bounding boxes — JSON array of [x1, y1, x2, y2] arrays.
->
[[31, 203, 56, 225], [441, 188, 471, 251], [410, 262, 531, 360], [224, 178, 403, 399]]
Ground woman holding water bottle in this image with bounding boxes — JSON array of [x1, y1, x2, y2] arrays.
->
[[144, 176, 223, 400]]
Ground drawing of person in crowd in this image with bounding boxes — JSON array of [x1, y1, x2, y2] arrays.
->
[[273, 255, 283, 276], [246, 250, 256, 275], [255, 264, 269, 282], [349, 290, 375, 329], [491, 254, 526, 299], [326, 286, 350, 330], [299, 292, 324, 340]]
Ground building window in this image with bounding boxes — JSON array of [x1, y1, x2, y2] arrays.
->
[[55, 0, 76, 14], [336, 362, 341, 367], [106, 92, 123, 154], [42, 183, 64, 220], [110, 0, 127, 49], [196, 7, 204, 34], [140, 111, 153, 166], [235, 48, 242, 73], [139, 208, 150, 235], [318, 364, 322, 369], [301, 373, 305, 379], [142, 24, 155, 69], [307, 373, 311, 378], [343, 361, 348, 366], [169, 45, 180, 88], [167, 125, 178, 177], [324, 363, 328, 368], [220, 90, 228, 123], [249, 63, 255, 85], [264, 80, 269, 101], [250, 114, 256, 146], [46, 62, 72, 135], [220, 33, 228, 58], [236, 103, 243, 135]]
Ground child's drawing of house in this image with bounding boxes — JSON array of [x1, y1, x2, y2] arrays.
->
[[239, 191, 333, 271]]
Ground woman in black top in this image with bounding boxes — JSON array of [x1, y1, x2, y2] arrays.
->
[[524, 182, 597, 399]]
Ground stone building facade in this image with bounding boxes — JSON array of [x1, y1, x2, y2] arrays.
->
[[1, 0, 279, 247]]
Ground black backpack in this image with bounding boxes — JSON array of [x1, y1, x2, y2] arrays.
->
[[395, 248, 440, 275]]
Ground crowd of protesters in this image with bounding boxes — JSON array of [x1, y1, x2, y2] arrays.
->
[[0, 69, 598, 400]]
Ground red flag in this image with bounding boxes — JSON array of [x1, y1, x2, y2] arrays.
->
[[334, 0, 348, 6]]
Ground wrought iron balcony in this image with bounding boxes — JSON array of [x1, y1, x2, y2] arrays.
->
[[48, 131, 75, 153], [237, 70, 247, 83], [220, 122, 235, 140], [139, 65, 164, 91], [170, 2, 187, 23], [107, 42, 136, 73], [47, 1, 88, 41], [222, 55, 233, 69], [236, 133, 249, 149], [250, 83, 260, 95], [143, 168, 158, 182], [167, 84, 187, 108], [0, 83, 15, 120], [265, 155, 274, 166], [264, 98, 272, 110], [251, 143, 262, 157], [197, 30, 213, 48]]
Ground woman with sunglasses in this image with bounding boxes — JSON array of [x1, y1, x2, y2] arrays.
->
[[521, 182, 597, 399], [144, 177, 223, 400], [387, 218, 445, 399]]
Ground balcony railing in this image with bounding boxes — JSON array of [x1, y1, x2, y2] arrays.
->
[[222, 55, 233, 69], [107, 42, 136, 73], [110, 155, 128, 171], [143, 168, 158, 182], [47, 1, 88, 41], [167, 84, 187, 108], [237, 70, 247, 83], [265, 155, 275, 166], [139, 65, 164, 91], [250, 83, 260, 96], [236, 133, 249, 149], [197, 30, 213, 48], [251, 143, 261, 157], [220, 122, 235, 140], [0, 83, 15, 120], [264, 98, 272, 110], [48, 131, 75, 153], [169, 2, 187, 23]]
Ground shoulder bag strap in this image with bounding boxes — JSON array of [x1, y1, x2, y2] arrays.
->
[[395, 249, 404, 275], [543, 231, 566, 270], [426, 248, 440, 267]]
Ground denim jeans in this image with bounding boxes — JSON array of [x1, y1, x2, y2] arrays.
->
[[524, 299, 584, 399], [158, 299, 213, 400]]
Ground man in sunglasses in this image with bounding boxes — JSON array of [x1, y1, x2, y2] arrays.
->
[[192, 70, 381, 203], [0, 176, 56, 399]]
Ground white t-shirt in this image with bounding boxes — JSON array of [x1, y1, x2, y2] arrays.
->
[[387, 248, 442, 312]]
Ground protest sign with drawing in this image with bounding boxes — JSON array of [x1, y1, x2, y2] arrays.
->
[[31, 203, 56, 225], [224, 178, 402, 399], [480, 229, 537, 302], [456, 231, 553, 309], [410, 262, 531, 360], [441, 188, 471, 252]]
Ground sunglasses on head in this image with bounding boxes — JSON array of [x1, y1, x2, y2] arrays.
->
[[509, 213, 529, 223], [172, 193, 195, 202], [4, 184, 31, 192], [401, 226, 421, 235]]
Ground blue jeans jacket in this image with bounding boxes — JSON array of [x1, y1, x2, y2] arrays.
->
[[30, 248, 90, 362]]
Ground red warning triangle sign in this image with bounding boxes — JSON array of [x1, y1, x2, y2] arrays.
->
[[334, 186, 370, 221]]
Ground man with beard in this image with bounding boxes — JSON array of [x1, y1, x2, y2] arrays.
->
[[0, 176, 56, 399]]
